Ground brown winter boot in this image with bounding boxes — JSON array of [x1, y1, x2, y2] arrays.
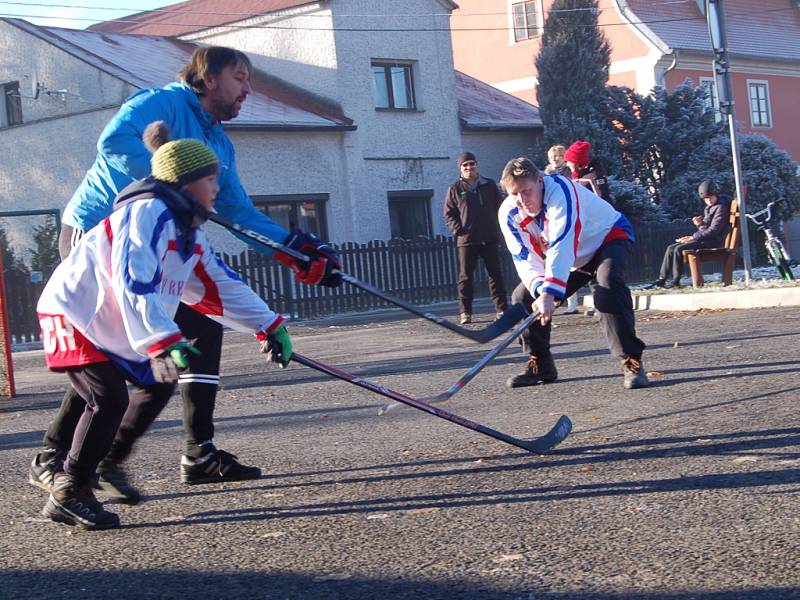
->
[[622, 356, 649, 389], [506, 354, 558, 388]]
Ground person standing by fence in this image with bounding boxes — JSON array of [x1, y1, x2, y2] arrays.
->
[[443, 152, 508, 325], [29, 46, 341, 502]]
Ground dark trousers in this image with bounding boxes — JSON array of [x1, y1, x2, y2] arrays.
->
[[659, 238, 720, 283], [42, 305, 222, 457], [512, 239, 646, 360], [62, 362, 173, 484], [43, 226, 225, 458], [457, 243, 508, 315]]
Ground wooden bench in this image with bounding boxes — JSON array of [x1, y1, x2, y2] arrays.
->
[[682, 197, 740, 288]]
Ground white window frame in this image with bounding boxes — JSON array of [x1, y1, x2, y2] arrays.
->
[[746, 79, 772, 129], [699, 76, 722, 122], [508, 0, 542, 44]]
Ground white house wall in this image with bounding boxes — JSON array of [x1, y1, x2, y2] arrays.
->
[[181, 0, 465, 242], [460, 130, 541, 183], [0, 107, 118, 253], [183, 4, 341, 102], [0, 21, 134, 123]]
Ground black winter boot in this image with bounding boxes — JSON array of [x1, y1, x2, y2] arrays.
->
[[97, 459, 142, 505], [42, 473, 120, 530], [506, 354, 558, 388]]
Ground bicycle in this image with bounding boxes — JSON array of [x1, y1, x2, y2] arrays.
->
[[745, 200, 795, 281]]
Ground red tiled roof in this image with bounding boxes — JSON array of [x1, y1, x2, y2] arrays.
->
[[455, 71, 541, 130], [88, 0, 315, 37], [6, 18, 352, 129], [623, 0, 800, 62]]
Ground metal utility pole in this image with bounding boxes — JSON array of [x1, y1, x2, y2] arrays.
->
[[706, 0, 752, 284]]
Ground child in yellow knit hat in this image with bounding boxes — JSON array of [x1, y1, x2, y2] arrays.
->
[[35, 121, 291, 530]]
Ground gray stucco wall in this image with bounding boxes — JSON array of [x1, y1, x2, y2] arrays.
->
[[0, 20, 134, 123], [184, 0, 464, 242], [460, 130, 542, 183]]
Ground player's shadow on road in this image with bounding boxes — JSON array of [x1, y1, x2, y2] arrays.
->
[[2, 570, 795, 600], [134, 426, 800, 526]]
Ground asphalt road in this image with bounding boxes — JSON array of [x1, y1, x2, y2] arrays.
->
[[1, 305, 798, 599]]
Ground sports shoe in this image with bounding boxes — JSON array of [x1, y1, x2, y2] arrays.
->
[[622, 356, 650, 389], [459, 313, 472, 325], [669, 279, 682, 288], [28, 448, 65, 492], [42, 474, 120, 530], [181, 447, 261, 485], [506, 354, 558, 388], [645, 278, 667, 290], [97, 460, 142, 505]]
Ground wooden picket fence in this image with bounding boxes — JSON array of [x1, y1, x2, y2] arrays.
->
[[7, 218, 767, 346]]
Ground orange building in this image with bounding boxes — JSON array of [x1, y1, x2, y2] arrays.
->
[[451, 0, 800, 161]]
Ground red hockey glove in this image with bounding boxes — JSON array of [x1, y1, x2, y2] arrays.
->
[[275, 229, 342, 287]]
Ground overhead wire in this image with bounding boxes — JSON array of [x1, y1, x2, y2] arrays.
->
[[0, 1, 795, 33]]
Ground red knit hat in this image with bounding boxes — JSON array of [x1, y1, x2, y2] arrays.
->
[[564, 141, 591, 168]]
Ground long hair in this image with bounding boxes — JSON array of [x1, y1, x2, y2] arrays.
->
[[178, 46, 252, 94]]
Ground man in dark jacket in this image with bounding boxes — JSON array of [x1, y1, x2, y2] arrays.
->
[[443, 152, 508, 324], [650, 180, 731, 288]]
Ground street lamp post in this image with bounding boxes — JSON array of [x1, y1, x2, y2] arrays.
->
[[706, 0, 752, 285]]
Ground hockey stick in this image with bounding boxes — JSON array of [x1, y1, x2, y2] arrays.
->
[[291, 352, 572, 454], [208, 213, 527, 343], [378, 310, 541, 415]]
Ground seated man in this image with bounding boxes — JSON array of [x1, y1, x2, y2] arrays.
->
[[650, 180, 731, 288]]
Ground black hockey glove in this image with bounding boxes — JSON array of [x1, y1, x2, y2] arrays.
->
[[275, 229, 342, 287], [150, 341, 202, 384], [258, 325, 293, 369]]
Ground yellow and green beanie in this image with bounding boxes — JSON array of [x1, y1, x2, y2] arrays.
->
[[144, 120, 219, 186]]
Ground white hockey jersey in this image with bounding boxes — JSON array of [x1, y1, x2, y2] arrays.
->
[[498, 174, 633, 300], [37, 195, 283, 385]]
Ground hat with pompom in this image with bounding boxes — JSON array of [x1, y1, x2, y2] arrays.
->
[[144, 120, 219, 186]]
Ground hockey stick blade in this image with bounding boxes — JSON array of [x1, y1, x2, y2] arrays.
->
[[292, 352, 571, 454], [522, 415, 572, 454], [380, 310, 540, 415], [208, 214, 526, 344]]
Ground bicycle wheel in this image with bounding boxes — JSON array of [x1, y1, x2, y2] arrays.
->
[[767, 240, 793, 280]]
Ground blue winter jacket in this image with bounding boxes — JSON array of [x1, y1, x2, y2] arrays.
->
[[62, 82, 286, 251]]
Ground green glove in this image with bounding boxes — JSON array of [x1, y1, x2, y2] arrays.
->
[[261, 325, 293, 369], [168, 341, 202, 369]]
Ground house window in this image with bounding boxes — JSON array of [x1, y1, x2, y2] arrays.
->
[[371, 61, 416, 110], [252, 194, 330, 240], [387, 190, 432, 240], [0, 82, 23, 128], [512, 1, 539, 42], [747, 80, 771, 128], [699, 77, 722, 122]]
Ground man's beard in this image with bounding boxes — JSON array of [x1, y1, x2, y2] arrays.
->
[[209, 98, 240, 122]]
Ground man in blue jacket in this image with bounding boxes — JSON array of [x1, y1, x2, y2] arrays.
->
[[30, 46, 341, 502]]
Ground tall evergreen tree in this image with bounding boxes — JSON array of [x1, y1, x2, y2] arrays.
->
[[0, 224, 26, 273], [30, 216, 60, 278], [535, 0, 617, 166]]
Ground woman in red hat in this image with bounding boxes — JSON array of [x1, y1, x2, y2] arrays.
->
[[564, 140, 611, 203]]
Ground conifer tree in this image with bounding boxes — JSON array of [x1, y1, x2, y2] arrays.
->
[[30, 216, 59, 278], [535, 0, 617, 166]]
